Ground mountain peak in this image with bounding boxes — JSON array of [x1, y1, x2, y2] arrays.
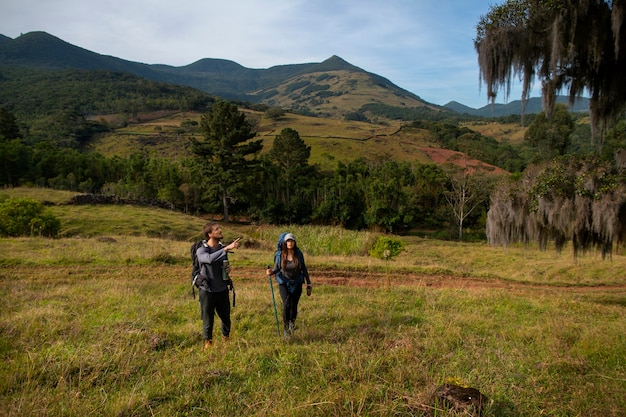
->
[[316, 55, 361, 72]]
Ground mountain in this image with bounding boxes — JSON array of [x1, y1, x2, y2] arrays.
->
[[1, 31, 588, 121], [0, 31, 441, 120], [444, 96, 590, 117]]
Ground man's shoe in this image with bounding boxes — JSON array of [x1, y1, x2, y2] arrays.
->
[[204, 340, 212, 349]]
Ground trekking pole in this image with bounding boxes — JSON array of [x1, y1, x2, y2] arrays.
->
[[267, 265, 281, 337]]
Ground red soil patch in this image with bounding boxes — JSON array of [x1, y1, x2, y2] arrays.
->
[[419, 147, 508, 175]]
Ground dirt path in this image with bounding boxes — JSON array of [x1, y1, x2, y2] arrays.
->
[[235, 267, 626, 294]]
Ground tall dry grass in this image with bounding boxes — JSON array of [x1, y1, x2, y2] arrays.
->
[[1, 235, 626, 416], [1, 188, 625, 415]]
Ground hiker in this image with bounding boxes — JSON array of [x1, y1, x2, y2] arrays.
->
[[266, 233, 312, 338], [196, 222, 240, 348]]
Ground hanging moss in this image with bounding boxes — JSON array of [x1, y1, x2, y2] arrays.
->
[[476, 0, 626, 142], [486, 155, 626, 258]]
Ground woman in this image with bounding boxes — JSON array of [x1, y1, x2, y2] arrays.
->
[[267, 233, 312, 338]]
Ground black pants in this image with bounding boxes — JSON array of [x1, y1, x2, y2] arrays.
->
[[278, 283, 302, 330], [199, 289, 231, 341]]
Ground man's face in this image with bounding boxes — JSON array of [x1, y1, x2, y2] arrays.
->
[[209, 225, 224, 240]]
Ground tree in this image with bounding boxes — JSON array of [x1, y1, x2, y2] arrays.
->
[[268, 128, 312, 210], [442, 159, 494, 240], [264, 107, 286, 122], [524, 103, 575, 161], [486, 155, 626, 258], [363, 161, 418, 233], [475, 0, 626, 140], [0, 107, 21, 140], [313, 159, 368, 229], [190, 100, 262, 222]]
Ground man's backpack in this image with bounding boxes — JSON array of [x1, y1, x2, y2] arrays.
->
[[190, 239, 237, 306], [190, 239, 207, 298]]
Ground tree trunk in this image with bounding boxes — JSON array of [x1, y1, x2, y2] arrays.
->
[[222, 187, 229, 223]]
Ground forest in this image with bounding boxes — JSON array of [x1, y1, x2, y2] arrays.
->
[[2, 94, 625, 245]]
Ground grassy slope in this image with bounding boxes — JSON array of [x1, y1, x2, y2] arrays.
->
[[460, 121, 527, 145], [91, 110, 454, 171], [1, 188, 625, 416]]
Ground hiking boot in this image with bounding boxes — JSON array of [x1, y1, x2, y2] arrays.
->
[[204, 339, 212, 349], [222, 335, 230, 342], [284, 329, 291, 339], [288, 321, 296, 334]]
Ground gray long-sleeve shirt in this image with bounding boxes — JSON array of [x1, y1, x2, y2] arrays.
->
[[196, 242, 230, 293]]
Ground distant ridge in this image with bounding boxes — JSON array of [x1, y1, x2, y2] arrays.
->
[[444, 96, 590, 117]]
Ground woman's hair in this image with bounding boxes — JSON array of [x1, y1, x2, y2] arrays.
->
[[280, 240, 299, 271]]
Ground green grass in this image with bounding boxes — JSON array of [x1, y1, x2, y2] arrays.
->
[[1, 187, 626, 416]]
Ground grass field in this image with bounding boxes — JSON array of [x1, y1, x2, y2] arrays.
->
[[1, 188, 625, 416]]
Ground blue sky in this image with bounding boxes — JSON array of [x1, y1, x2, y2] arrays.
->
[[0, 0, 542, 109]]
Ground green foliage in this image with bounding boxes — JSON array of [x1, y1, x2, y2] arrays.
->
[[368, 235, 404, 260], [264, 107, 286, 121], [284, 80, 311, 93], [411, 119, 526, 173], [0, 106, 21, 139], [190, 100, 263, 221], [344, 111, 369, 122], [0, 66, 214, 132], [313, 160, 368, 229], [524, 103, 574, 161], [361, 102, 453, 121], [0, 197, 60, 237], [488, 154, 626, 257]]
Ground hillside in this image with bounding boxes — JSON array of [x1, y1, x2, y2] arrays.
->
[[90, 109, 518, 174], [0, 31, 530, 174]]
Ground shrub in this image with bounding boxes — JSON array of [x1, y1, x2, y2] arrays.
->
[[0, 198, 60, 237], [368, 236, 404, 260]]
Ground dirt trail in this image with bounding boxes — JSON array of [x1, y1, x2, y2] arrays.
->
[[235, 267, 626, 294]]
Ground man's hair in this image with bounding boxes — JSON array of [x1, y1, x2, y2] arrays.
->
[[202, 222, 218, 238]]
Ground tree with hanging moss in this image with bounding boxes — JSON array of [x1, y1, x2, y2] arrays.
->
[[486, 154, 626, 258], [475, 0, 626, 140]]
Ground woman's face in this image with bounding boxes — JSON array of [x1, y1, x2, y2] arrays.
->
[[286, 239, 295, 249]]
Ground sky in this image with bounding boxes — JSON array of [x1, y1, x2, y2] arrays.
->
[[0, 0, 542, 109]]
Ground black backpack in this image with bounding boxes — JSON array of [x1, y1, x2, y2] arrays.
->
[[190, 239, 207, 298], [189, 239, 236, 306]]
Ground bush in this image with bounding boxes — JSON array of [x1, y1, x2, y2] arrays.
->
[[0, 198, 61, 237], [368, 236, 404, 260]]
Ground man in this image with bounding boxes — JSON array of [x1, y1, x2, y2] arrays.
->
[[196, 222, 240, 348]]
